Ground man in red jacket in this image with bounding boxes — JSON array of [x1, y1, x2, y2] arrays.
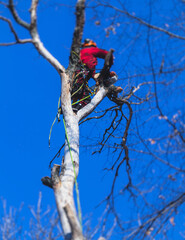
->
[[72, 39, 122, 111]]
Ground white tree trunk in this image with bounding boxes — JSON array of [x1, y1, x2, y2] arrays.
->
[[52, 74, 83, 240], [2, 0, 86, 239]]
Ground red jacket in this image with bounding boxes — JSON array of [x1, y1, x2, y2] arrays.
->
[[80, 47, 113, 76]]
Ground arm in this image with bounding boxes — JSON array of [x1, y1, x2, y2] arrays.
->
[[91, 48, 114, 65]]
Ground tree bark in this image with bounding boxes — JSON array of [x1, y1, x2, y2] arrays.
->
[[51, 74, 83, 240]]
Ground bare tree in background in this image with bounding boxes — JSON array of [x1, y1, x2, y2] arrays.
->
[[82, 0, 185, 239], [0, 193, 62, 239]]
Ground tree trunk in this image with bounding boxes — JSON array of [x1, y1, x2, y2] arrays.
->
[[52, 74, 83, 240]]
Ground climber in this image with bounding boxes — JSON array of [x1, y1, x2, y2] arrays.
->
[[72, 39, 122, 111]]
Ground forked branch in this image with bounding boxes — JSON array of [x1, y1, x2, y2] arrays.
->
[[0, 16, 32, 46], [1, 0, 65, 74]]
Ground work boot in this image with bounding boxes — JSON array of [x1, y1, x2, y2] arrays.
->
[[72, 103, 83, 113]]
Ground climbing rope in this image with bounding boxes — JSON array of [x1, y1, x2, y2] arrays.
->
[[49, 97, 61, 148], [72, 87, 96, 106], [71, 82, 84, 97], [49, 106, 83, 228], [49, 83, 97, 147]]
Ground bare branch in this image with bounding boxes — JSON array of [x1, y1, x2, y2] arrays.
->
[[8, 0, 30, 30], [120, 101, 133, 146], [0, 16, 32, 45], [79, 106, 117, 125], [1, 0, 65, 74], [0, 1, 7, 7], [0, 0, 65, 74], [0, 40, 32, 46], [67, 0, 86, 76], [98, 3, 185, 40], [93, 108, 122, 154], [77, 86, 108, 121], [147, 30, 185, 143], [49, 143, 65, 168], [127, 192, 185, 239], [30, 0, 39, 30], [28, 0, 65, 74], [41, 176, 53, 189], [135, 112, 185, 172]]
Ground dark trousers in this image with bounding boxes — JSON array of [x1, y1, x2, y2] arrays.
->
[[71, 70, 91, 107]]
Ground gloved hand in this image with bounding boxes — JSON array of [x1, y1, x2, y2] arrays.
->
[[94, 73, 100, 80], [94, 73, 100, 86]]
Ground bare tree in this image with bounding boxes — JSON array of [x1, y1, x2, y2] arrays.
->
[[82, 0, 185, 239], [0, 0, 130, 239], [0, 193, 62, 240], [1, 0, 185, 239]]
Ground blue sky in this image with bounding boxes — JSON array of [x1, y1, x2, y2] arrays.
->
[[0, 0, 185, 239]]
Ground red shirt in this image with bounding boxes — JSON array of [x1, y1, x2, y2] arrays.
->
[[80, 47, 113, 71]]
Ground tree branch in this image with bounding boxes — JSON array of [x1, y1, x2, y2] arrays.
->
[[0, 40, 32, 46], [2, 0, 65, 74], [8, 0, 30, 29], [28, 0, 65, 74], [79, 105, 117, 125], [98, 3, 185, 40], [41, 176, 53, 189], [77, 86, 108, 121], [30, 0, 39, 30], [0, 1, 7, 7], [0, 16, 32, 45], [67, 0, 86, 77], [127, 191, 185, 239]]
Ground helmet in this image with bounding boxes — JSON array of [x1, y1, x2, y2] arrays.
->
[[82, 39, 97, 48]]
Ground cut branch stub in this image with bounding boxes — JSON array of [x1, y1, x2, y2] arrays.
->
[[41, 176, 53, 189], [41, 164, 61, 189], [107, 85, 125, 105]]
